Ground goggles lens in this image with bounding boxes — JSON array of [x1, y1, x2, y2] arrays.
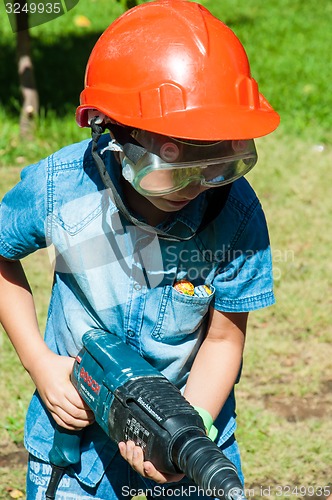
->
[[120, 130, 257, 196]]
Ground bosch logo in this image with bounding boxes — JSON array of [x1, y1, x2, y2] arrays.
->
[[80, 367, 101, 394]]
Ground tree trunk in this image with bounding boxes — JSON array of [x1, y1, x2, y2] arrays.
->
[[16, 6, 39, 139]]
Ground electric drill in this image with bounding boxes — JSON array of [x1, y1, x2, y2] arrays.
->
[[46, 329, 246, 500]]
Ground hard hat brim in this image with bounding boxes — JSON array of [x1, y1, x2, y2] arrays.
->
[[76, 97, 280, 140]]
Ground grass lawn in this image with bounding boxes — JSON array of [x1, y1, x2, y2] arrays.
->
[[0, 0, 331, 498]]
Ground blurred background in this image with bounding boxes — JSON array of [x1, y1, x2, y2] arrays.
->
[[0, 0, 331, 498]]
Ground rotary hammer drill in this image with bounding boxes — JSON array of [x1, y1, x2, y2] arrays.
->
[[46, 329, 246, 500]]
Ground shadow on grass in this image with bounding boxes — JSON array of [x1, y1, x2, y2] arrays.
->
[[0, 31, 102, 116]]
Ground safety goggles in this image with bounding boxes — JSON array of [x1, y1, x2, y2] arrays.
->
[[119, 129, 258, 196]]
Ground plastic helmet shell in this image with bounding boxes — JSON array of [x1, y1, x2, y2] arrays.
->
[[76, 0, 280, 140]]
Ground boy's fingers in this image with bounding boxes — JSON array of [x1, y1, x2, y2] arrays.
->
[[142, 461, 164, 482], [126, 441, 138, 466], [119, 442, 146, 476], [118, 441, 129, 461], [118, 442, 183, 484], [51, 406, 94, 429], [143, 461, 185, 484]]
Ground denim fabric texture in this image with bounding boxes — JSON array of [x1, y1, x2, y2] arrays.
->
[[0, 134, 274, 489]]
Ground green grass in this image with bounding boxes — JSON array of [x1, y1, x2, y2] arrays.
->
[[235, 133, 332, 490], [0, 0, 332, 498]]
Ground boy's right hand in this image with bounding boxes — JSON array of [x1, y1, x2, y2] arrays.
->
[[29, 350, 95, 430]]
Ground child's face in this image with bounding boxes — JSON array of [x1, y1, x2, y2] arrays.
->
[[143, 181, 210, 213]]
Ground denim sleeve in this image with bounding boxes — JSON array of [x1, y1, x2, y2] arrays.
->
[[212, 201, 275, 312], [0, 159, 48, 259]]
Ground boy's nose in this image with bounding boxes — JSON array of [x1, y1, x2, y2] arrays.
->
[[179, 181, 208, 199]]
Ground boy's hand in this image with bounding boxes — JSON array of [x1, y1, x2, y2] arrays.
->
[[118, 441, 185, 484], [29, 350, 94, 430]]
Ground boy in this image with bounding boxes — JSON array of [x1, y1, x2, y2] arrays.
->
[[0, 0, 279, 498]]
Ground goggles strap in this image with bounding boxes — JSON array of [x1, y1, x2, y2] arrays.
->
[[91, 120, 232, 241]]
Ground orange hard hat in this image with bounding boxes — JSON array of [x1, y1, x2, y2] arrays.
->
[[76, 0, 280, 140]]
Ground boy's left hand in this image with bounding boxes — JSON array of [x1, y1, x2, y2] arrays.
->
[[118, 441, 185, 484]]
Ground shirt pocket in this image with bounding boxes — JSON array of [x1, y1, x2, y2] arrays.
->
[[52, 191, 108, 236], [151, 285, 215, 342]]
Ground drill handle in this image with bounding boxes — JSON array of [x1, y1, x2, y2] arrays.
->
[[46, 426, 82, 499], [49, 425, 82, 468]]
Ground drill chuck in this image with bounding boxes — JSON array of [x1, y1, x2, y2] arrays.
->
[[176, 434, 245, 499]]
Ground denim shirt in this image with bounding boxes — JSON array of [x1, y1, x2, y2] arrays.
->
[[0, 135, 274, 487]]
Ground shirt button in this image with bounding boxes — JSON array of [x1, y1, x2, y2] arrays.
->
[[133, 283, 142, 291], [127, 330, 135, 338]]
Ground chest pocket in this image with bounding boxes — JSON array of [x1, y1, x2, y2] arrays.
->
[[151, 285, 215, 343]]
